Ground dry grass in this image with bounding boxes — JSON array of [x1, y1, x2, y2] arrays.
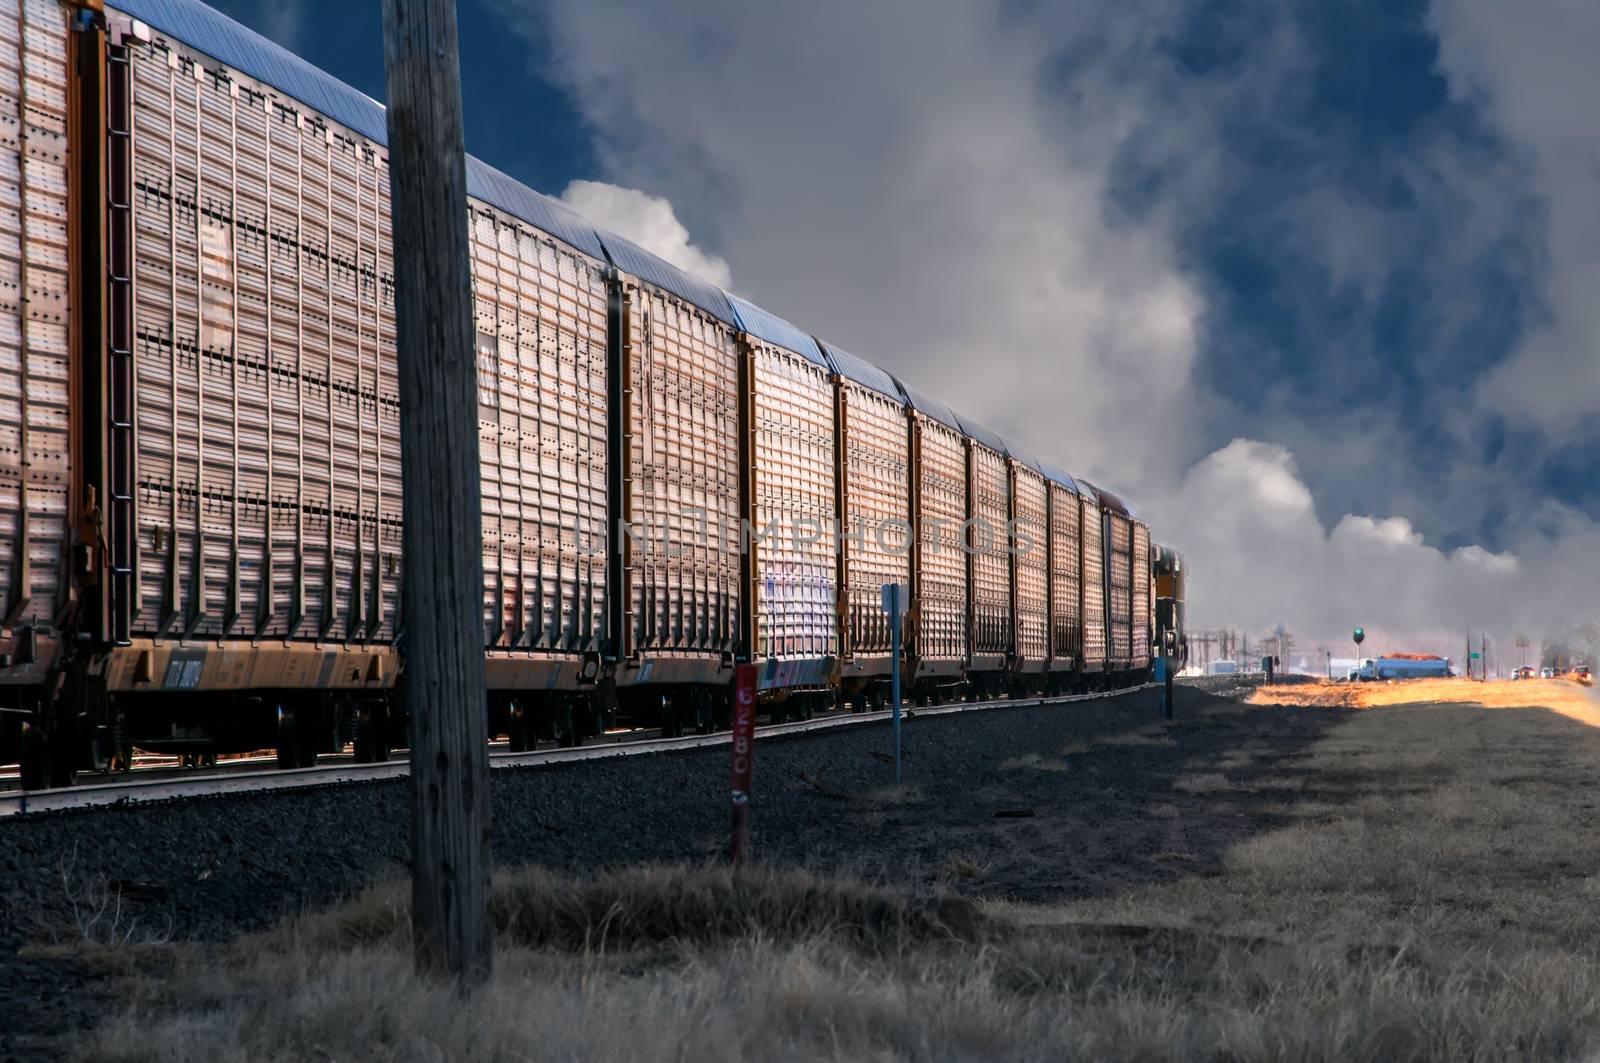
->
[[1095, 725, 1174, 748], [860, 783, 925, 805], [33, 844, 173, 948], [940, 855, 987, 880], [78, 860, 1600, 1063], [1216, 745, 1272, 768], [999, 752, 1070, 772], [1065, 701, 1600, 955], [1253, 676, 1600, 718], [1173, 772, 1238, 793], [74, 697, 1600, 1062]]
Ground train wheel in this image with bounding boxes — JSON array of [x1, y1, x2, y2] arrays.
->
[[556, 698, 581, 748], [661, 694, 684, 739], [504, 700, 529, 754], [276, 706, 299, 770], [582, 699, 606, 739], [79, 724, 114, 776], [297, 710, 322, 768], [19, 720, 48, 791], [372, 702, 392, 762], [535, 698, 559, 744], [48, 713, 79, 789], [355, 704, 390, 762]]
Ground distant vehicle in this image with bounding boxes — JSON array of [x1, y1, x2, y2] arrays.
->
[[1541, 667, 1556, 679], [1575, 666, 1591, 680], [1513, 666, 1534, 680], [1207, 660, 1239, 675], [1357, 655, 1451, 681]]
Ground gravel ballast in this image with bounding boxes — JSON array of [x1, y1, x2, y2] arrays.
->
[[2, 676, 1305, 1060]]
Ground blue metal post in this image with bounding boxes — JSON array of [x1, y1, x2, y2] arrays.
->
[[891, 584, 902, 787]]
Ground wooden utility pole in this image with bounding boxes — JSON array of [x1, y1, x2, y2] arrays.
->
[[381, 0, 492, 983]]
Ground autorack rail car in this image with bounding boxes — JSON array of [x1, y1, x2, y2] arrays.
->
[[0, 0, 1182, 788], [956, 413, 1012, 692], [900, 387, 967, 700], [821, 341, 911, 701], [730, 295, 837, 712]]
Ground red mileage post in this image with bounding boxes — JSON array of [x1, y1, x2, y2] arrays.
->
[[729, 664, 758, 864]]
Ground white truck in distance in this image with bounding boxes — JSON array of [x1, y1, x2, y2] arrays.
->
[[1352, 656, 1452, 681]]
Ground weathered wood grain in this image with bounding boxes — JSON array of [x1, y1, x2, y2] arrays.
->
[[380, 0, 492, 984]]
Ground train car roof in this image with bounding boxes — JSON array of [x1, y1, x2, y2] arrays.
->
[[599, 231, 737, 324], [728, 295, 828, 367], [1005, 443, 1046, 475], [465, 159, 608, 263], [818, 341, 904, 401], [896, 383, 963, 433], [1082, 481, 1140, 520], [114, 0, 740, 326], [954, 414, 1007, 456], [1039, 463, 1081, 494]]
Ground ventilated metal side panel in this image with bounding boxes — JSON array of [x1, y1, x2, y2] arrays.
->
[[1079, 494, 1105, 667], [751, 341, 834, 662], [968, 442, 1009, 658], [473, 209, 607, 654], [1131, 520, 1150, 667], [840, 381, 908, 658], [913, 417, 964, 664], [372, 147, 401, 642], [1047, 484, 1080, 663], [1107, 510, 1132, 662], [1013, 464, 1047, 666], [0, 0, 70, 632], [130, 39, 400, 643], [624, 283, 739, 656]]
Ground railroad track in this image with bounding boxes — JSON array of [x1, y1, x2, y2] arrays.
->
[[0, 737, 642, 794], [0, 683, 1180, 817]]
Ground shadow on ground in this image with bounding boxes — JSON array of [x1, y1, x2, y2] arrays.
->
[[743, 682, 1359, 905]]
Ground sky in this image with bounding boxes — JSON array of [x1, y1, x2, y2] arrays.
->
[[206, 0, 1598, 662]]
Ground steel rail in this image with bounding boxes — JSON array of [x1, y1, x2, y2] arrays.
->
[[0, 683, 1168, 817]]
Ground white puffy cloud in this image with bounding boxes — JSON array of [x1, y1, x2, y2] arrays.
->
[[1153, 438, 1588, 655], [556, 180, 733, 289], [518, 0, 1205, 489]]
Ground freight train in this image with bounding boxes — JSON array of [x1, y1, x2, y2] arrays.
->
[[0, 0, 1189, 788]]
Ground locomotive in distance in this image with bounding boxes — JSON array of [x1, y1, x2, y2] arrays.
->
[[0, 0, 1188, 788]]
